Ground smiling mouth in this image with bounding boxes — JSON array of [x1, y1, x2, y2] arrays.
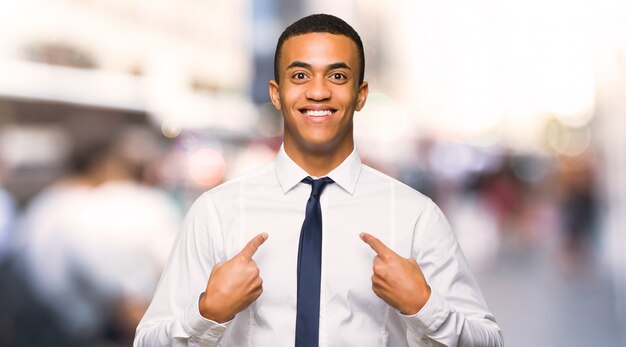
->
[[300, 108, 337, 117]]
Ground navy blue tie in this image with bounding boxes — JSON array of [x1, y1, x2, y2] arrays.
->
[[295, 176, 334, 347]]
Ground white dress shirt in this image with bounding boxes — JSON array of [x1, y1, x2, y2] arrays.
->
[[135, 147, 503, 347]]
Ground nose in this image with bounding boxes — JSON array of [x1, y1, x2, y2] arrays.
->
[[305, 76, 331, 101]]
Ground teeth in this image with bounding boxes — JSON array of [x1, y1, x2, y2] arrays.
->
[[304, 110, 333, 117]]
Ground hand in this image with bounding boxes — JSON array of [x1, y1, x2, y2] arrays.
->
[[199, 233, 268, 323], [360, 232, 431, 315]]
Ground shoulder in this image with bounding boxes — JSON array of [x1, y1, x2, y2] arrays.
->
[[360, 164, 432, 206], [194, 161, 277, 207], [24, 183, 90, 219]]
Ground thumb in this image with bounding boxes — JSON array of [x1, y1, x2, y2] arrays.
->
[[360, 232, 394, 257], [237, 233, 268, 259]]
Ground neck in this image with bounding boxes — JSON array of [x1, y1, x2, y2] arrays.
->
[[89, 159, 136, 185], [283, 140, 353, 177]]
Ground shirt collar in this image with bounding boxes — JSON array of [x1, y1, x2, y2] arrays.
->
[[275, 144, 362, 195]]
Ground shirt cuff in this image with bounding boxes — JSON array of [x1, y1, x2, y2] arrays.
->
[[182, 294, 231, 342], [400, 289, 451, 336]]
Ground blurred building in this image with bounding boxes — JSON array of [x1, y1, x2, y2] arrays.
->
[[596, 49, 626, 341], [0, 0, 259, 205]]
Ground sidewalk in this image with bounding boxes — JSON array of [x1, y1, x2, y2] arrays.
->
[[475, 244, 624, 347]]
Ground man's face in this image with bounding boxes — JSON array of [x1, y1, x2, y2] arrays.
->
[[269, 33, 368, 156]]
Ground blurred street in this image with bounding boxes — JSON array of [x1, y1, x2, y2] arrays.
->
[[477, 244, 623, 347]]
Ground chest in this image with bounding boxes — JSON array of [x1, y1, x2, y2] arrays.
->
[[219, 188, 415, 306], [214, 184, 422, 346]]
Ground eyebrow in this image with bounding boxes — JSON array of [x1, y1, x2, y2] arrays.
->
[[328, 62, 351, 71], [286, 61, 352, 71], [286, 61, 311, 70]]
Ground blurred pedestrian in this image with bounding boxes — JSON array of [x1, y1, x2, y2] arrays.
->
[[0, 188, 16, 264], [19, 127, 181, 346], [556, 153, 598, 274]]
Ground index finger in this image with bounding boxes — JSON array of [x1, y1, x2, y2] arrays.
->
[[359, 232, 395, 257], [237, 233, 269, 259]]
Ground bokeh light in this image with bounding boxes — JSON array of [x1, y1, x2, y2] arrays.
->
[[187, 148, 226, 187]]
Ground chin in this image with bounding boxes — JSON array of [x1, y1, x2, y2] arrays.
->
[[300, 138, 343, 154]]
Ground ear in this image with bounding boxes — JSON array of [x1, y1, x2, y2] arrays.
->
[[355, 81, 369, 111], [268, 80, 282, 110]]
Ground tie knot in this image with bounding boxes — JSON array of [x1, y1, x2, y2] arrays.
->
[[302, 176, 334, 197]]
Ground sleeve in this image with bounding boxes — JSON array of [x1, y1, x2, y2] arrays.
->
[[401, 199, 504, 347], [133, 193, 232, 347]]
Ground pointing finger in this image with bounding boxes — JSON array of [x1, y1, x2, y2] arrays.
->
[[360, 232, 394, 257], [237, 233, 268, 259]]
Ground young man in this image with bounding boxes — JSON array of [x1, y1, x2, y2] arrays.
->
[[135, 14, 503, 346]]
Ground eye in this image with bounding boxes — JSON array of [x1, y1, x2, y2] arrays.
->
[[330, 73, 347, 80], [292, 72, 307, 79]]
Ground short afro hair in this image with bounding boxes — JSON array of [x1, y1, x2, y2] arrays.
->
[[273, 14, 365, 85]]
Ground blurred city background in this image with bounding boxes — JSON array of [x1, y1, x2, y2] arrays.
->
[[0, 0, 625, 346]]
